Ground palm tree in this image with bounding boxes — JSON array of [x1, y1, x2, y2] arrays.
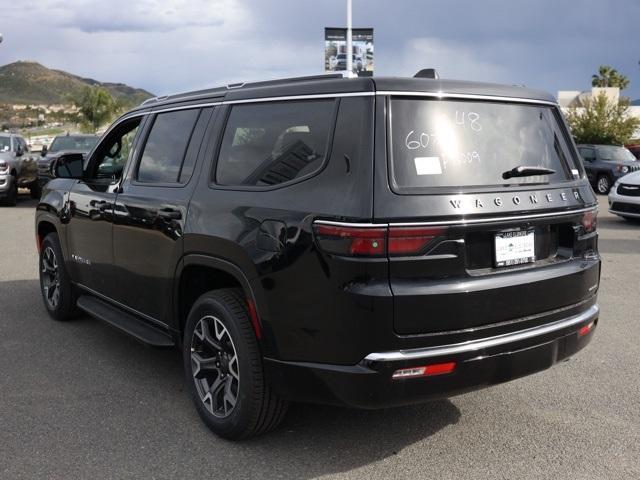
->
[[591, 65, 630, 90]]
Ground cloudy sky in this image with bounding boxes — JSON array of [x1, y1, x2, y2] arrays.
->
[[1, 0, 638, 100]]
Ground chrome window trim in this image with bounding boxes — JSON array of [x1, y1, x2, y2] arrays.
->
[[314, 206, 596, 229], [138, 90, 556, 114], [376, 90, 558, 106], [139, 92, 373, 115], [152, 102, 222, 114], [364, 304, 599, 362]]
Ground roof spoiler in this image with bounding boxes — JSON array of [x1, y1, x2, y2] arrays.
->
[[414, 69, 439, 79]]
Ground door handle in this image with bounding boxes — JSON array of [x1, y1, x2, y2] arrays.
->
[[157, 208, 182, 220]]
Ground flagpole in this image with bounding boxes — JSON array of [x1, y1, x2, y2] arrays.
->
[[346, 0, 353, 75]]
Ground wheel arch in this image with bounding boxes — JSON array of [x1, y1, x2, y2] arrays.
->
[[174, 254, 268, 349], [36, 218, 59, 254]]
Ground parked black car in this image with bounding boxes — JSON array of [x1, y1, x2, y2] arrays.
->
[[36, 73, 601, 439], [37, 134, 99, 189], [577, 144, 640, 194]]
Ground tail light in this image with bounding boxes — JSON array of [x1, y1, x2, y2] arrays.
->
[[313, 222, 447, 257], [581, 210, 597, 233], [388, 226, 447, 255], [313, 224, 387, 257]]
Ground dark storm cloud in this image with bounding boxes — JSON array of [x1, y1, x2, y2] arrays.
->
[[0, 0, 637, 99]]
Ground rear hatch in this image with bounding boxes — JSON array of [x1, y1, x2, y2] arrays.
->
[[375, 95, 600, 335]]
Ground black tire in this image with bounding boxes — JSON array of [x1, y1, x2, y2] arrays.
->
[[39, 233, 78, 321], [183, 289, 288, 440], [4, 180, 17, 206], [30, 182, 42, 199], [596, 175, 612, 194]]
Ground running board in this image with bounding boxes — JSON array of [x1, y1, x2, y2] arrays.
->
[[76, 295, 174, 347]]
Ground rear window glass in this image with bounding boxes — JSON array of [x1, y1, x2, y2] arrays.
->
[[214, 100, 335, 187], [389, 98, 575, 191]]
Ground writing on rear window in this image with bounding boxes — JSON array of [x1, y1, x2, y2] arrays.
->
[[390, 98, 574, 191]]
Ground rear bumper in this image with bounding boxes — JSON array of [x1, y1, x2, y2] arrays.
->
[[265, 304, 598, 408]]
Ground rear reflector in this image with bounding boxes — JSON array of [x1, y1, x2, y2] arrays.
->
[[578, 321, 595, 337], [581, 211, 597, 233], [392, 362, 456, 379], [314, 222, 447, 257]]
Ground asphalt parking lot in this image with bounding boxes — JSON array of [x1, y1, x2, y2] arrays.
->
[[1, 193, 639, 480]]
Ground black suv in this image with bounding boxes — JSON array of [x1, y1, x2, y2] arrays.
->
[[577, 144, 640, 194], [36, 73, 601, 439]]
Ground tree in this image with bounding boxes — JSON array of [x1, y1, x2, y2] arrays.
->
[[591, 65, 630, 90], [566, 92, 640, 145], [73, 86, 117, 133]]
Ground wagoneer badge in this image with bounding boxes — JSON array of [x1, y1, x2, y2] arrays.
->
[[449, 190, 581, 209]]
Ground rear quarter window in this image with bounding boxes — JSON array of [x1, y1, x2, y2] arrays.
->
[[389, 98, 576, 192], [214, 99, 336, 188]]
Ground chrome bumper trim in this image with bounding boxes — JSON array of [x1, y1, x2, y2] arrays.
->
[[364, 304, 599, 362]]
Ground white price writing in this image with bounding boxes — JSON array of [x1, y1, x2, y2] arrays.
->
[[455, 111, 482, 131], [443, 151, 481, 169], [405, 130, 437, 150]]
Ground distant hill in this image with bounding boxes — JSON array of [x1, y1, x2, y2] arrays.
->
[[0, 61, 154, 106], [632, 98, 640, 106]]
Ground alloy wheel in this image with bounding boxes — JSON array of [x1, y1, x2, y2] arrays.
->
[[41, 246, 60, 309], [191, 315, 240, 418], [597, 177, 610, 194]]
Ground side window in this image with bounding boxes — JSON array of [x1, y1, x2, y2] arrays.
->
[[137, 109, 201, 183], [89, 117, 142, 182], [214, 99, 335, 187], [579, 148, 595, 162], [596, 147, 611, 161]]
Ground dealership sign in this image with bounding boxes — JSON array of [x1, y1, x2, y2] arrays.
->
[[324, 27, 374, 77]]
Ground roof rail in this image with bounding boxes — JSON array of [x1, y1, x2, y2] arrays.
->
[[137, 72, 350, 108], [227, 73, 347, 90]]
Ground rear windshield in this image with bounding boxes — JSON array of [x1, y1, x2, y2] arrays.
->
[[389, 98, 576, 192]]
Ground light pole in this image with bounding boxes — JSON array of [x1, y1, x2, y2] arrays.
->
[[346, 0, 352, 76]]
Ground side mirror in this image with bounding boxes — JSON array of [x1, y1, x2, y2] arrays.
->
[[52, 153, 84, 179], [41, 145, 48, 156], [15, 146, 23, 157]]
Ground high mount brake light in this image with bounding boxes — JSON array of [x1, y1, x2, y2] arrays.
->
[[313, 223, 447, 257]]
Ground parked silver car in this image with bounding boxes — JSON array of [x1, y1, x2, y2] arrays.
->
[[0, 133, 39, 205]]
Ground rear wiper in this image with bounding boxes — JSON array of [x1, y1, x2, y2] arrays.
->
[[502, 165, 556, 180]]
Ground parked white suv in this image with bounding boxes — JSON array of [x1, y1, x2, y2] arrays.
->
[[0, 133, 39, 205], [608, 170, 640, 221]]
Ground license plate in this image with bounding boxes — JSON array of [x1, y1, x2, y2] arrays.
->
[[494, 230, 535, 267]]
